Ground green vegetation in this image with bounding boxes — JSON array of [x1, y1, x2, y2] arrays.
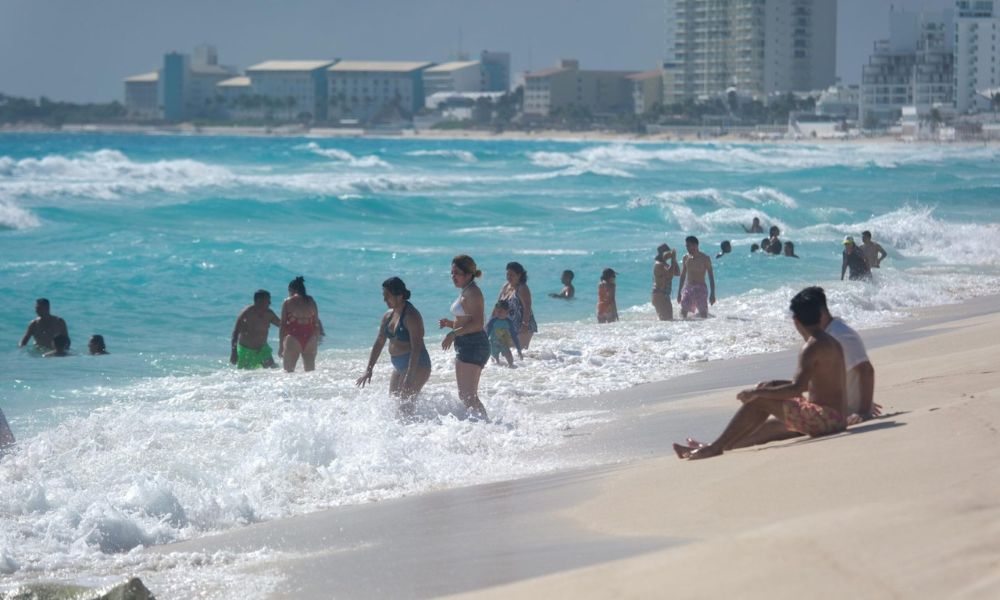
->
[[0, 93, 125, 126]]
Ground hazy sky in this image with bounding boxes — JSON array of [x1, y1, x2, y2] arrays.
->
[[0, 0, 956, 102]]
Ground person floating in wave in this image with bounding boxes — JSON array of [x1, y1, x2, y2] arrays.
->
[[652, 243, 679, 321], [715, 240, 732, 259], [43, 334, 71, 358], [677, 236, 716, 319], [743, 217, 765, 234], [597, 268, 619, 323], [486, 300, 522, 368], [19, 298, 69, 352], [841, 236, 872, 281], [88, 335, 109, 355], [280, 276, 324, 372], [231, 290, 281, 369], [860, 230, 888, 269], [783, 241, 800, 258], [357, 277, 432, 416], [674, 287, 847, 460], [549, 270, 575, 299]]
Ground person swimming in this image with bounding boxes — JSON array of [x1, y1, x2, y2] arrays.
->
[[716, 240, 732, 259], [549, 270, 575, 299], [88, 334, 109, 355]]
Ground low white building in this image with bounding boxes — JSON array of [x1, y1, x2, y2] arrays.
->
[[328, 61, 433, 124], [423, 61, 482, 100], [123, 72, 160, 120], [245, 60, 335, 121], [815, 85, 860, 120]]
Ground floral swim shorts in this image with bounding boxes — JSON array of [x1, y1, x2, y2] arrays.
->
[[782, 397, 846, 437]]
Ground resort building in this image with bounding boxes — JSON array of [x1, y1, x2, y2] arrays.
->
[[244, 60, 335, 122], [523, 59, 635, 117], [327, 61, 433, 124], [627, 70, 665, 115], [954, 0, 1000, 113], [814, 84, 860, 120], [214, 76, 257, 120], [860, 8, 955, 125], [663, 0, 837, 103], [123, 72, 160, 120], [480, 51, 511, 92], [423, 61, 483, 98]]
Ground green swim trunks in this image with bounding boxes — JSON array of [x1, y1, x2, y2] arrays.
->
[[236, 343, 274, 369]]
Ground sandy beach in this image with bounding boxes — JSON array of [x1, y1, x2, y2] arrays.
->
[[144, 295, 1000, 598]]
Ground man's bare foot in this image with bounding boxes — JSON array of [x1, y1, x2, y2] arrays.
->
[[673, 443, 693, 459], [687, 444, 723, 460], [685, 437, 707, 448]]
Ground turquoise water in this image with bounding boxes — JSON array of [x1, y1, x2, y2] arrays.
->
[[1, 133, 999, 585]]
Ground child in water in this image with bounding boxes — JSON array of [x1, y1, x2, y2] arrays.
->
[[597, 268, 619, 323], [486, 300, 522, 367], [549, 270, 575, 299]]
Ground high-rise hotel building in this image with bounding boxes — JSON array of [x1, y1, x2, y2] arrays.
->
[[663, 0, 836, 103]]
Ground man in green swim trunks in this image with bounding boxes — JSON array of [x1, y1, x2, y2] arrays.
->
[[231, 290, 281, 369]]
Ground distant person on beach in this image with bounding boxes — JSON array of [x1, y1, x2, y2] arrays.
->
[[678, 287, 880, 454], [357, 277, 432, 414], [743, 217, 764, 234], [766, 226, 782, 255], [498, 262, 537, 349], [716, 240, 732, 259], [597, 268, 619, 323], [677, 236, 716, 319], [841, 236, 872, 281], [486, 300, 522, 367], [279, 276, 324, 372], [231, 290, 280, 369], [88, 335, 109, 355], [549, 270, 575, 299], [674, 287, 847, 460], [439, 255, 490, 420], [43, 334, 71, 358], [0, 407, 14, 454], [653, 244, 679, 321], [783, 241, 800, 258], [860, 230, 888, 268], [19, 298, 69, 351]]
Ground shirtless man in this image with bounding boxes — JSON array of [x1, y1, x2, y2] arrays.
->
[[860, 230, 888, 268], [674, 287, 847, 460], [231, 290, 281, 369], [676, 236, 716, 319], [19, 298, 69, 351]]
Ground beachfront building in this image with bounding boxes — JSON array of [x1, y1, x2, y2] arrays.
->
[[244, 60, 335, 122], [523, 59, 635, 117], [954, 0, 1000, 113], [814, 84, 860, 120], [214, 76, 260, 120], [663, 0, 837, 103], [327, 61, 433, 124], [123, 72, 160, 120], [628, 70, 665, 115], [480, 51, 511, 92], [423, 61, 483, 98], [860, 8, 955, 126]]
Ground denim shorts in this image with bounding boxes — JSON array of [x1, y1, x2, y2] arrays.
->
[[390, 348, 432, 373], [454, 330, 490, 368]]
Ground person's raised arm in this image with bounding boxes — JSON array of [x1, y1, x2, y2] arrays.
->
[[670, 251, 680, 276], [401, 309, 426, 396], [231, 307, 249, 364], [357, 313, 389, 388], [19, 322, 35, 348], [708, 260, 716, 305]]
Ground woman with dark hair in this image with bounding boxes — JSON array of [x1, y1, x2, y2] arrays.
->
[[356, 277, 432, 415], [653, 243, 679, 321], [279, 276, 323, 372], [88, 334, 109, 355], [439, 255, 489, 420], [498, 261, 537, 350], [597, 268, 619, 323]]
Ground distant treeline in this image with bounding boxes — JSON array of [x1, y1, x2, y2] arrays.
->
[[0, 93, 125, 126]]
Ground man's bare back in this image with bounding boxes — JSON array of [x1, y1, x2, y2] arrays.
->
[[235, 305, 280, 350]]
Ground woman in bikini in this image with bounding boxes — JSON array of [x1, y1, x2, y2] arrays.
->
[[356, 277, 432, 416], [279, 276, 323, 372], [498, 261, 537, 350], [439, 255, 489, 420], [652, 243, 679, 321]]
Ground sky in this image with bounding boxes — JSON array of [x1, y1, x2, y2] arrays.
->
[[0, 0, 958, 103]]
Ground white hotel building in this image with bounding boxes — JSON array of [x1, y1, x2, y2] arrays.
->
[[327, 61, 433, 124], [954, 0, 1000, 113]]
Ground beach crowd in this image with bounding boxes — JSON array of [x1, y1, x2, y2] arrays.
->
[[6, 220, 890, 459]]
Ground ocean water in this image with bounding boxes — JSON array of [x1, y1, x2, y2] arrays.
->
[[2, 133, 1000, 589]]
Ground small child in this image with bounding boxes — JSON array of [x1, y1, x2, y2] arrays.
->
[[597, 268, 619, 323], [549, 269, 575, 299], [486, 300, 522, 367]]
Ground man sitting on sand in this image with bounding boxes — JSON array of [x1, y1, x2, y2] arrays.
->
[[231, 290, 281, 369], [674, 287, 847, 460], [19, 298, 69, 351], [677, 235, 716, 318]]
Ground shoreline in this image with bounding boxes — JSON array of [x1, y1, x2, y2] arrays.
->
[[3, 122, 998, 146], [111, 293, 1000, 598]]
